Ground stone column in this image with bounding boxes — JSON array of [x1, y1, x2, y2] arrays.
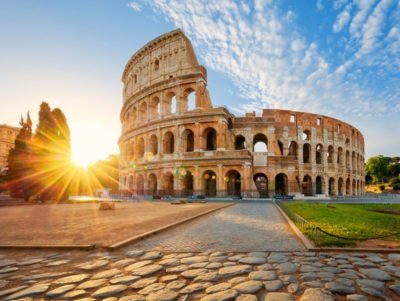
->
[[193, 165, 201, 195], [217, 164, 224, 197]]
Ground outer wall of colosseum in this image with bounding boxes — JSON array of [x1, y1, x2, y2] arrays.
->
[[119, 29, 365, 198]]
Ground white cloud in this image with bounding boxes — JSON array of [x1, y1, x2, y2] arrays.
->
[[333, 4, 352, 32], [127, 2, 142, 12], [316, 0, 324, 11]]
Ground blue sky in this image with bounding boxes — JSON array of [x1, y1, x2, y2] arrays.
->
[[0, 0, 399, 165]]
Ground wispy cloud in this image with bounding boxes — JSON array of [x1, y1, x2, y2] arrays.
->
[[140, 0, 399, 123], [127, 2, 142, 12]]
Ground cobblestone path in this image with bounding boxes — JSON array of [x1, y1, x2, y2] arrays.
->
[[130, 203, 305, 252], [0, 250, 399, 300]]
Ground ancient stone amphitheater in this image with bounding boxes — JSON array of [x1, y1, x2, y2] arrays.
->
[[119, 29, 365, 198]]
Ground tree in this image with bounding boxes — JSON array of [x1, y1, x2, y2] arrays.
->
[[6, 114, 33, 201], [388, 163, 400, 178], [365, 155, 389, 184]]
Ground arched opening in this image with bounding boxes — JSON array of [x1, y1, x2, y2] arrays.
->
[[148, 173, 157, 195], [253, 173, 268, 198], [225, 170, 241, 197], [302, 175, 313, 196], [329, 178, 335, 195], [163, 131, 174, 154], [182, 129, 194, 152], [235, 135, 246, 150], [137, 137, 145, 158], [337, 147, 343, 165], [184, 88, 196, 111], [137, 175, 144, 195], [131, 107, 137, 128], [303, 143, 311, 163], [357, 180, 360, 195], [352, 151, 356, 171], [327, 145, 334, 164], [288, 141, 298, 159], [154, 59, 159, 71], [346, 178, 350, 195], [316, 176, 323, 194], [302, 130, 311, 141], [275, 173, 288, 196], [129, 175, 134, 194], [204, 127, 217, 151], [227, 118, 233, 130], [139, 101, 147, 123], [316, 144, 323, 164], [171, 95, 177, 114], [164, 92, 177, 115], [202, 170, 216, 196], [352, 179, 356, 195], [149, 97, 160, 119], [181, 171, 193, 196], [128, 141, 135, 160], [278, 140, 284, 156], [149, 135, 158, 155], [346, 150, 350, 169], [338, 177, 344, 196], [345, 138, 350, 147], [162, 172, 174, 196], [253, 133, 268, 152]]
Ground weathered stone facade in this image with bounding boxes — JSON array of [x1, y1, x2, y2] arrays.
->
[[119, 29, 365, 198], [0, 124, 20, 172]]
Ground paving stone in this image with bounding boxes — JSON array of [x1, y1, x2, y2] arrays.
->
[[247, 252, 268, 258], [224, 262, 237, 267], [180, 282, 211, 294], [206, 282, 232, 293], [5, 283, 49, 300], [206, 262, 223, 269], [110, 275, 140, 285], [353, 260, 376, 268], [359, 268, 391, 281], [53, 273, 90, 285], [322, 266, 342, 274], [287, 282, 299, 294], [46, 259, 71, 267], [131, 277, 158, 289], [194, 272, 221, 282], [21, 272, 70, 281], [0, 266, 18, 274], [264, 280, 283, 291], [388, 254, 400, 262], [300, 273, 317, 281], [235, 294, 258, 301], [228, 276, 248, 285], [112, 258, 137, 267], [0, 280, 8, 288], [359, 286, 384, 298], [17, 258, 44, 266], [166, 279, 187, 290], [181, 268, 207, 278], [92, 268, 121, 279], [210, 252, 226, 257], [137, 282, 165, 294], [249, 270, 276, 281], [190, 262, 209, 268], [219, 265, 252, 277], [180, 255, 209, 264], [267, 254, 289, 263], [325, 281, 355, 294], [119, 295, 145, 301], [210, 256, 228, 263], [78, 279, 108, 289], [61, 289, 87, 299], [126, 250, 145, 257], [279, 274, 297, 284], [140, 251, 161, 260], [201, 289, 239, 301], [46, 284, 76, 297], [277, 262, 298, 274], [158, 258, 180, 266], [0, 285, 28, 298], [302, 280, 322, 288], [300, 265, 319, 273], [131, 264, 163, 276], [317, 272, 335, 281], [346, 295, 368, 301], [299, 288, 334, 301], [146, 288, 179, 301], [125, 260, 153, 271], [160, 274, 178, 282], [389, 284, 400, 294], [382, 264, 400, 274], [77, 260, 109, 271], [264, 292, 294, 301], [229, 255, 245, 261], [74, 298, 97, 301], [166, 264, 188, 273], [0, 259, 17, 268], [92, 285, 128, 298], [234, 280, 263, 294], [239, 257, 267, 264], [257, 263, 273, 270]]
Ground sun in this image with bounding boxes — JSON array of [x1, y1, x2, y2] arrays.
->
[[72, 152, 93, 169]]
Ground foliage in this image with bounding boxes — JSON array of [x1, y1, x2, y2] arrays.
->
[[393, 183, 400, 191], [283, 202, 400, 247], [379, 185, 385, 191], [365, 155, 390, 183], [389, 177, 400, 185]]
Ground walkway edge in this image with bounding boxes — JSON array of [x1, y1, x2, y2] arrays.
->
[[273, 201, 314, 250], [107, 203, 234, 250], [0, 244, 96, 250]]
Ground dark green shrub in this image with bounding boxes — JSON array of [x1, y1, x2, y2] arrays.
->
[[379, 185, 385, 191], [393, 183, 400, 191]]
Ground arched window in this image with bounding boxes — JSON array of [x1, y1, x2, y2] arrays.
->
[[288, 141, 298, 158], [316, 144, 323, 164], [163, 131, 174, 154], [149, 135, 158, 155], [303, 143, 311, 163], [337, 147, 343, 165], [278, 140, 284, 156], [164, 92, 177, 115], [182, 129, 194, 152], [183, 88, 196, 111], [275, 173, 288, 196], [302, 175, 312, 196], [154, 59, 159, 71], [225, 170, 241, 197], [253, 133, 268, 152], [327, 145, 334, 163], [162, 172, 174, 195], [253, 173, 268, 198], [139, 101, 147, 123], [235, 135, 246, 150], [202, 170, 217, 196], [137, 137, 145, 158], [302, 130, 311, 141], [204, 127, 217, 151], [148, 173, 157, 195], [149, 97, 160, 119]]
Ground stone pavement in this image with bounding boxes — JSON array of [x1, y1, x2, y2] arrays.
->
[[0, 249, 399, 300], [130, 203, 305, 252]]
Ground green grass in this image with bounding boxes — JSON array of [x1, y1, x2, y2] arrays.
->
[[282, 202, 400, 247]]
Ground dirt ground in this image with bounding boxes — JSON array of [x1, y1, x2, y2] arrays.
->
[[0, 201, 228, 247]]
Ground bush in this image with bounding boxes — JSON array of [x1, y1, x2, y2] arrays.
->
[[393, 183, 400, 191], [379, 185, 385, 191], [389, 177, 400, 185]]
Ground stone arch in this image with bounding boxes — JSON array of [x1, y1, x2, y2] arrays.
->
[[161, 172, 174, 195], [149, 96, 160, 119], [131, 107, 137, 128], [275, 173, 288, 196], [137, 137, 145, 158], [352, 151, 356, 171], [227, 118, 233, 130], [164, 91, 177, 115], [327, 145, 334, 164], [329, 177, 335, 195], [203, 127, 217, 151], [253, 173, 268, 198], [338, 177, 344, 196], [337, 147, 344, 165], [346, 150, 350, 169], [225, 170, 241, 197], [288, 141, 298, 159], [148, 173, 157, 195], [235, 135, 246, 150], [357, 179, 360, 195], [139, 101, 147, 123], [316, 144, 323, 164], [137, 174, 144, 195], [302, 129, 311, 141], [316, 176, 323, 194], [302, 175, 313, 196], [181, 170, 194, 196], [149, 134, 158, 155], [345, 138, 350, 147], [253, 133, 268, 152], [163, 131, 174, 154], [202, 170, 217, 196], [128, 175, 134, 193], [154, 59, 160, 71], [303, 143, 311, 163], [128, 141, 135, 160], [278, 140, 284, 156], [352, 179, 356, 195], [346, 178, 351, 195], [182, 129, 194, 152], [183, 88, 196, 111]]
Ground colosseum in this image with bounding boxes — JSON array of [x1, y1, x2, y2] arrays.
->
[[119, 29, 365, 198]]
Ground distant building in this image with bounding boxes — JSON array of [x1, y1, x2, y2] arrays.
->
[[0, 124, 20, 172]]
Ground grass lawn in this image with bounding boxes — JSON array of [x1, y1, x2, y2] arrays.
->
[[282, 202, 400, 247]]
